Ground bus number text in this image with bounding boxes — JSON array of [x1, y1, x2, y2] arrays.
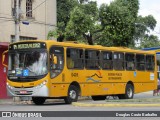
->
[[71, 73, 78, 77]]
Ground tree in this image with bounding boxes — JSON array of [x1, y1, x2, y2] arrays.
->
[[57, 0, 78, 32], [49, 0, 159, 48], [48, 0, 78, 41], [65, 1, 98, 44], [140, 35, 160, 48], [97, 0, 139, 47], [134, 15, 157, 48]]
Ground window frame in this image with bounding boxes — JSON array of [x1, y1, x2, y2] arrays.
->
[[113, 52, 125, 70], [85, 49, 100, 70], [136, 54, 146, 71], [146, 55, 155, 71], [26, 0, 33, 18], [66, 48, 84, 70], [101, 51, 113, 70], [125, 53, 135, 71]]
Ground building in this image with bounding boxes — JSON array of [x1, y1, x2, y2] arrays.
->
[[0, 0, 57, 98], [0, 0, 57, 42]]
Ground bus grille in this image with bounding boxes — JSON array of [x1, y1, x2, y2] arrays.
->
[[14, 86, 34, 88]]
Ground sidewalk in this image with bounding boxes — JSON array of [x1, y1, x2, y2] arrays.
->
[[73, 91, 160, 107], [0, 98, 13, 105]]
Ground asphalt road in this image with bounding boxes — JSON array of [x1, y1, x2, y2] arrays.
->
[[0, 91, 160, 111], [0, 91, 160, 119]]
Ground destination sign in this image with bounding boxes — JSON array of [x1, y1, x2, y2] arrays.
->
[[9, 42, 46, 50]]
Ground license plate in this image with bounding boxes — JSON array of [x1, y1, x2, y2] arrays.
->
[[20, 90, 27, 94]]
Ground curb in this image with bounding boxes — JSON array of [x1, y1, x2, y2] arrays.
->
[[72, 102, 160, 107]]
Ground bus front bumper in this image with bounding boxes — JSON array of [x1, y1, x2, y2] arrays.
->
[[6, 82, 49, 97]]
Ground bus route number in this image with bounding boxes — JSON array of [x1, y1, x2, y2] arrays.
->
[[71, 73, 78, 77]]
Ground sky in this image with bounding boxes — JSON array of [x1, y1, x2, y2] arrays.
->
[[93, 0, 160, 38]]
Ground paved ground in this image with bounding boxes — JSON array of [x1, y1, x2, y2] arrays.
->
[[0, 91, 160, 106]]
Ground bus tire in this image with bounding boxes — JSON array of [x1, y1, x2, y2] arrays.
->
[[91, 96, 106, 101], [32, 97, 46, 105], [118, 84, 134, 99], [64, 85, 79, 104]]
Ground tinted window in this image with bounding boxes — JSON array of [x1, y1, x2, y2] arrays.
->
[[67, 48, 84, 69], [85, 50, 100, 69], [136, 54, 145, 71], [125, 53, 135, 70], [102, 51, 113, 70], [113, 52, 124, 70], [146, 55, 154, 71]]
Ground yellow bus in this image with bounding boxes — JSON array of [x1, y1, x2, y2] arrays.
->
[[4, 40, 157, 105]]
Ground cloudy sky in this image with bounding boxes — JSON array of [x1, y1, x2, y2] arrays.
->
[[93, 0, 160, 38]]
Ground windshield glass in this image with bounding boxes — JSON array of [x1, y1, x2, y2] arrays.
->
[[8, 50, 48, 77]]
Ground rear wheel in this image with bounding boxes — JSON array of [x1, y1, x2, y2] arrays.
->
[[64, 85, 79, 104], [32, 97, 46, 105], [118, 84, 134, 99], [91, 96, 106, 101]]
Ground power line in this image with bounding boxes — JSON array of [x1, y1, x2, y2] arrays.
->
[[27, 20, 56, 27], [21, 0, 47, 14]]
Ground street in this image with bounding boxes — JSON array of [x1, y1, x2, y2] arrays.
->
[[0, 91, 160, 119], [0, 91, 160, 112]]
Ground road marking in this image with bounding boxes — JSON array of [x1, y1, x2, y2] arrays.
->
[[72, 102, 160, 107]]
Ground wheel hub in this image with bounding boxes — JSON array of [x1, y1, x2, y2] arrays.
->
[[69, 90, 76, 99], [127, 88, 133, 98]]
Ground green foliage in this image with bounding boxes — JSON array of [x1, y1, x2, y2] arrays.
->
[[134, 15, 158, 48], [57, 0, 78, 32], [65, 1, 98, 41], [48, 0, 159, 48], [98, 0, 139, 46], [139, 35, 160, 48]]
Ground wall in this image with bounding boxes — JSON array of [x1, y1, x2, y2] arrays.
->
[[0, 45, 8, 98], [0, 0, 57, 42]]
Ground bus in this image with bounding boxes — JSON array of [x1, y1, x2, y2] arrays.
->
[[3, 40, 157, 105], [143, 47, 160, 93]]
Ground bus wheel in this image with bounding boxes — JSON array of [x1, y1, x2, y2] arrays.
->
[[64, 85, 79, 104], [91, 96, 106, 101], [32, 97, 46, 105], [118, 84, 134, 99]]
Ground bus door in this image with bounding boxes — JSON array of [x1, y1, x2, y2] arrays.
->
[[156, 53, 160, 87], [50, 46, 64, 78]]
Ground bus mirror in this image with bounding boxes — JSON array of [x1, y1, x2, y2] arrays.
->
[[2, 50, 8, 67], [53, 55, 58, 64]]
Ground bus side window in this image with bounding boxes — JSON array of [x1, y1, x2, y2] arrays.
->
[[136, 54, 145, 71], [125, 53, 135, 70], [113, 52, 124, 70], [85, 50, 100, 69], [102, 51, 113, 70], [67, 48, 84, 69], [146, 55, 154, 71]]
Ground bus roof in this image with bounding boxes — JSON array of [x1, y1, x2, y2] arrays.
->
[[10, 40, 156, 55]]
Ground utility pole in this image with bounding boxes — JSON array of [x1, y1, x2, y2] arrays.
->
[[15, 0, 20, 42]]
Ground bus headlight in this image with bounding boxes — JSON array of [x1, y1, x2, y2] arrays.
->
[[35, 80, 47, 89], [7, 82, 14, 89]]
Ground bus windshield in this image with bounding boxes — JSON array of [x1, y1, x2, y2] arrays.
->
[[8, 50, 48, 77]]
